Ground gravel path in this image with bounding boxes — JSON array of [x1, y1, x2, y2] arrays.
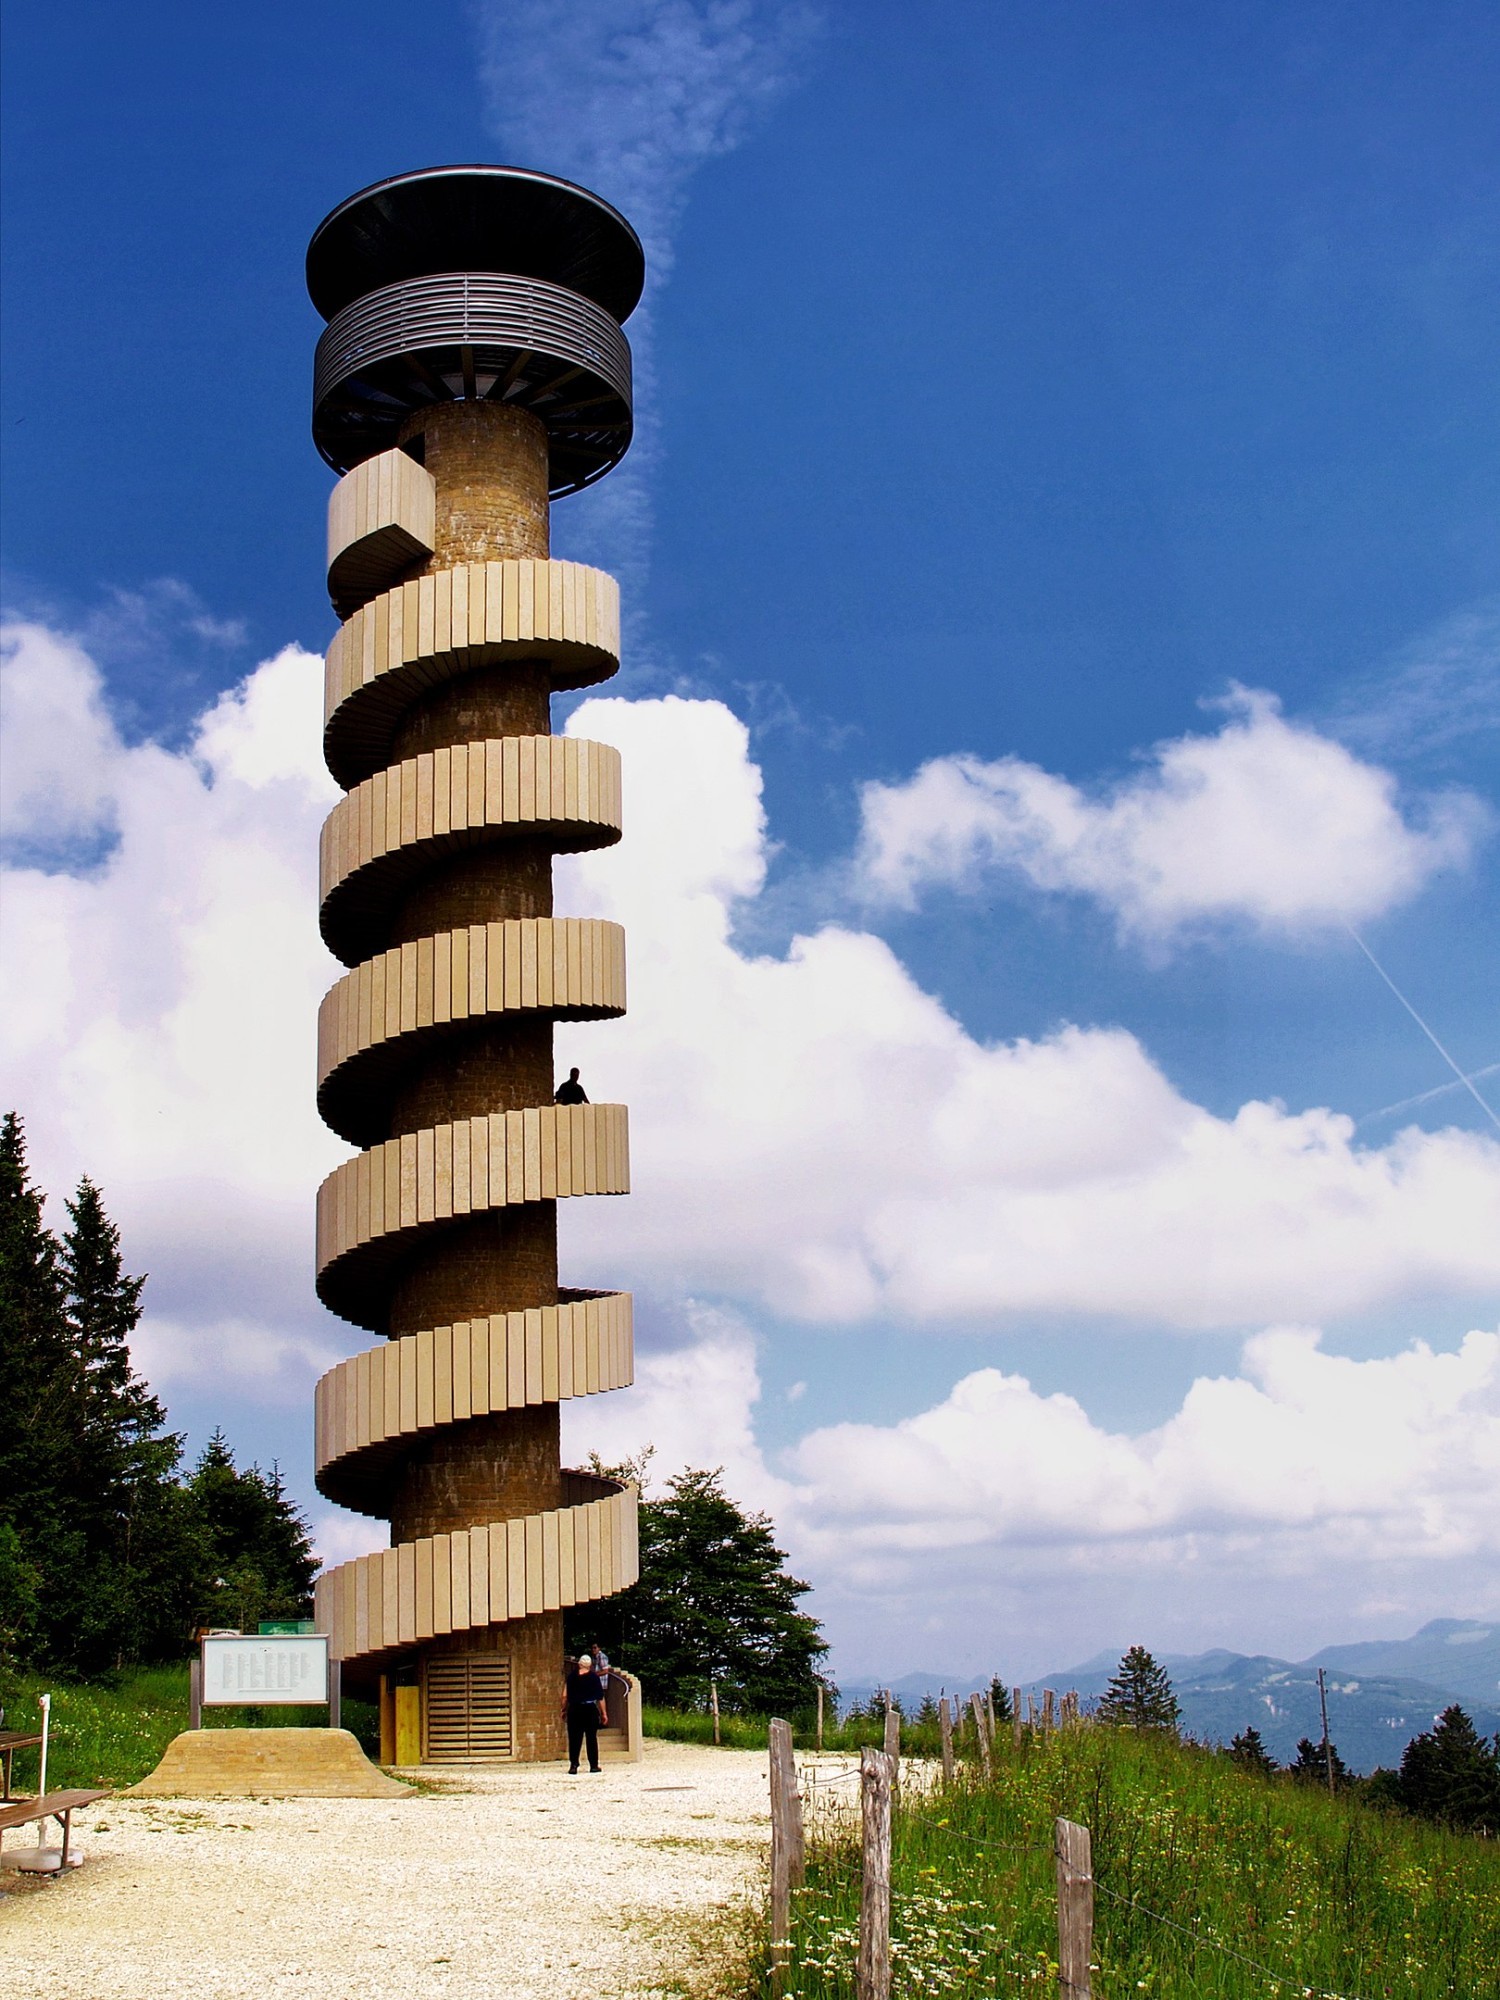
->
[[0, 1740, 775, 2000]]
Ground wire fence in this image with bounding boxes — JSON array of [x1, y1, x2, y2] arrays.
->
[[763, 1699, 1449, 2000], [896, 1793, 1374, 2000]]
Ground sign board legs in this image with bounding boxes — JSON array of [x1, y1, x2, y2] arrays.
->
[[329, 1660, 341, 1731], [189, 1657, 202, 1732]]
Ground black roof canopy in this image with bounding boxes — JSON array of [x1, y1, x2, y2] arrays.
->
[[306, 165, 646, 325]]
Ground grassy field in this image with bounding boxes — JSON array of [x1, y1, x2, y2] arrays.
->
[[742, 1725, 1500, 2000], [0, 1666, 379, 1790]]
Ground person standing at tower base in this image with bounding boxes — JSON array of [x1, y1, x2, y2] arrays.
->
[[563, 1653, 609, 1772]]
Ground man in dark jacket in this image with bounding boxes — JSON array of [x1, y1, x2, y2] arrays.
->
[[562, 1652, 609, 1772]]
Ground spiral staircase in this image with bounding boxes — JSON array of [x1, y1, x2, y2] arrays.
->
[[306, 168, 644, 1763]]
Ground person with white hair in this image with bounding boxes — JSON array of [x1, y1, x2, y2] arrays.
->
[[562, 1651, 609, 1773]]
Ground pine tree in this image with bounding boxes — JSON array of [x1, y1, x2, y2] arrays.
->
[[0, 1120, 325, 1670], [1228, 1725, 1277, 1777], [53, 1173, 204, 1669], [1397, 1706, 1500, 1832], [0, 1114, 75, 1665], [188, 1432, 317, 1630], [574, 1466, 827, 1713], [0, 1113, 71, 1528], [988, 1676, 1014, 1723], [1289, 1735, 1350, 1789], [0, 1125, 209, 1670], [1096, 1646, 1181, 1732]]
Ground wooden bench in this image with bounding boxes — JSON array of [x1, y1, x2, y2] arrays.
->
[[0, 1790, 107, 1873], [0, 1730, 43, 1801]]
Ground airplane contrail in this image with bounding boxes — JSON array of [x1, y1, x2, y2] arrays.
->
[[1347, 928, 1500, 1135], [1360, 1061, 1500, 1127]]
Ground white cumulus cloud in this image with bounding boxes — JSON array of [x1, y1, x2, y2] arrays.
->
[[5, 622, 1498, 1522], [555, 1309, 1500, 1670], [554, 692, 1500, 1328], [789, 1326, 1500, 1561], [854, 686, 1485, 939], [0, 620, 346, 1398]]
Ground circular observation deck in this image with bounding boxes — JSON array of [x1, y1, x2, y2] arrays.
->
[[307, 166, 645, 484]]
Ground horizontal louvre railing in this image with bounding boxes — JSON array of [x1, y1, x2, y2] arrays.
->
[[314, 271, 632, 410]]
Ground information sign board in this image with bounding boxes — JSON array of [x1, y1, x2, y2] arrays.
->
[[201, 1634, 330, 1706]]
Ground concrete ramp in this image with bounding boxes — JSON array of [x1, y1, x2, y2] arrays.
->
[[126, 1727, 410, 1798]]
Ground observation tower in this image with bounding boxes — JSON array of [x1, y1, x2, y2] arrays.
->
[[307, 167, 640, 1764]]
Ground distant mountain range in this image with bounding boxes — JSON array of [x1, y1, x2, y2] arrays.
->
[[839, 1619, 1500, 1776]]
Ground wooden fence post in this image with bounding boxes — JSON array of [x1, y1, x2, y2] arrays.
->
[[769, 1717, 805, 1988], [1012, 1688, 1023, 1750], [883, 1696, 901, 1791], [711, 1679, 721, 1746], [938, 1695, 955, 1784], [816, 1682, 825, 1753], [1054, 1817, 1093, 1999], [1027, 1694, 1038, 1730], [968, 1692, 992, 1778], [1042, 1689, 1056, 1732], [857, 1747, 894, 2000], [984, 1686, 996, 1741]]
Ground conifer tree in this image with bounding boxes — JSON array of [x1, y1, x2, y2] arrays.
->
[[188, 1431, 317, 1629], [988, 1676, 1014, 1722], [1228, 1725, 1277, 1776], [1397, 1706, 1500, 1832], [0, 1114, 72, 1663], [53, 1172, 205, 1669], [0, 1113, 71, 1527], [1289, 1735, 1350, 1789], [573, 1466, 827, 1712], [0, 1120, 208, 1669], [1096, 1645, 1181, 1732]]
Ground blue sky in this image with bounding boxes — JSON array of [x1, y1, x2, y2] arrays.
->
[[3, 0, 1497, 1680]]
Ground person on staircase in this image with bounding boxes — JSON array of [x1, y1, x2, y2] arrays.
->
[[555, 1067, 589, 1104]]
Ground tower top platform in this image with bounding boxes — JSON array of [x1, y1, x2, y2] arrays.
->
[[307, 165, 646, 325]]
